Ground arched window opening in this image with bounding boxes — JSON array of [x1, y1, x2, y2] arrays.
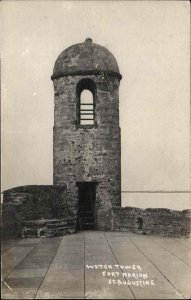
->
[[76, 78, 96, 126], [80, 89, 94, 125]]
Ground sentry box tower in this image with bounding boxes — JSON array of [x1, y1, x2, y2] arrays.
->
[[51, 38, 122, 230]]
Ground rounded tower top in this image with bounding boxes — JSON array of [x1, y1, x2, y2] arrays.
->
[[51, 38, 122, 80]]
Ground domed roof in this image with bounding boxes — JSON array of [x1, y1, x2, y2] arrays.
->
[[52, 38, 122, 80]]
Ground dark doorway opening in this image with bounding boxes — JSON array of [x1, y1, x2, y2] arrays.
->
[[77, 182, 96, 230]]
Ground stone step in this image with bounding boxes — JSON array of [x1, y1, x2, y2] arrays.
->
[[80, 217, 95, 223], [21, 218, 77, 238], [47, 222, 75, 228], [79, 211, 93, 216], [80, 215, 94, 219], [80, 222, 96, 230], [46, 226, 75, 234], [79, 205, 93, 210]]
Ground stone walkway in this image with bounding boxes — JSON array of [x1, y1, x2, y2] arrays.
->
[[1, 231, 191, 299]]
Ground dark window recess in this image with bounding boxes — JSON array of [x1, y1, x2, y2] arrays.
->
[[136, 217, 143, 230], [76, 79, 96, 126]]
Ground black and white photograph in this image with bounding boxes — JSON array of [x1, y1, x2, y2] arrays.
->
[[1, 0, 191, 299]]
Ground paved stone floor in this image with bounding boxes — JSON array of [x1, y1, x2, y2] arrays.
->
[[1, 231, 191, 299]]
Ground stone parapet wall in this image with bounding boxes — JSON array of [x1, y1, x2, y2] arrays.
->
[[112, 206, 191, 238], [1, 185, 77, 239], [2, 186, 190, 238], [3, 185, 68, 220], [1, 203, 20, 240]]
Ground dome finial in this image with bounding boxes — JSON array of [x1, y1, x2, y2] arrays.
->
[[84, 38, 92, 44]]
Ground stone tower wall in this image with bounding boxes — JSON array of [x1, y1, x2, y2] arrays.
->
[[53, 74, 121, 229]]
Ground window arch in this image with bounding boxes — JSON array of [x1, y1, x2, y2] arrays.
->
[[76, 79, 96, 126]]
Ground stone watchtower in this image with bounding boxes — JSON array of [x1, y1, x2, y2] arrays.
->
[[51, 38, 122, 230]]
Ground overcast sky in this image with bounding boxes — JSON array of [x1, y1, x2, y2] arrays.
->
[[1, 1, 190, 194]]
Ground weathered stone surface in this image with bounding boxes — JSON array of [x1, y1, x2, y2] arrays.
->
[[111, 206, 191, 238], [2, 185, 77, 239], [53, 72, 121, 230], [52, 38, 121, 80], [1, 204, 20, 240], [3, 185, 68, 220], [21, 218, 77, 238]]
